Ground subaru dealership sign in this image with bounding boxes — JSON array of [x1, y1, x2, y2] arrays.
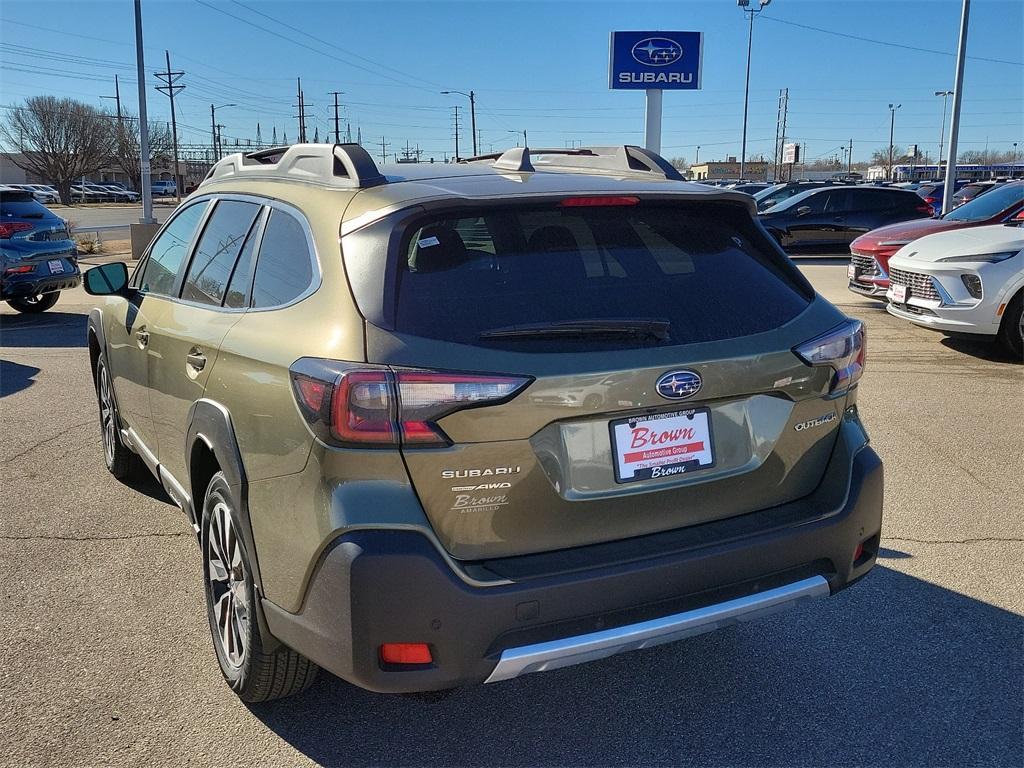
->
[[609, 31, 703, 90]]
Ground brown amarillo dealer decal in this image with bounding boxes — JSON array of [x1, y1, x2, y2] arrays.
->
[[442, 466, 520, 512]]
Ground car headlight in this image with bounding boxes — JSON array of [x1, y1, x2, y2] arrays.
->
[[938, 251, 1019, 263]]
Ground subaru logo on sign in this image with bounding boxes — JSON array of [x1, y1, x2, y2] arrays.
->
[[656, 370, 702, 400], [631, 37, 683, 67]]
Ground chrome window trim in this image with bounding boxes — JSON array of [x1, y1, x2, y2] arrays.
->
[[135, 192, 322, 314]]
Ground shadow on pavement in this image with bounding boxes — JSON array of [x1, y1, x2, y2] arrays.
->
[[940, 335, 1022, 365], [0, 311, 88, 348], [0, 359, 41, 397], [248, 565, 1022, 767]]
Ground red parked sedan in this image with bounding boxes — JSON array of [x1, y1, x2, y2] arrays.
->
[[848, 180, 1023, 298]]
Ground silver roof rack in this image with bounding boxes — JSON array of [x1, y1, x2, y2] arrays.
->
[[461, 145, 684, 181], [201, 143, 386, 189]]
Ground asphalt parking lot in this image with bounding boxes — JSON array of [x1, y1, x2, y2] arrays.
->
[[1, 266, 1021, 767]]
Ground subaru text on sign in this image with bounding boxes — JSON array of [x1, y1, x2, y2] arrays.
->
[[608, 31, 704, 90]]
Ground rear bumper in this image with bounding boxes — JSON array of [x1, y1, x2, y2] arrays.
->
[[1, 267, 81, 299], [263, 434, 883, 693]]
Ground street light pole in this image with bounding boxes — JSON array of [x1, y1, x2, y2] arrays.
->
[[210, 103, 235, 162], [737, 0, 772, 181], [441, 90, 478, 155], [942, 0, 970, 215], [133, 0, 155, 224], [887, 103, 901, 181], [935, 90, 953, 179]]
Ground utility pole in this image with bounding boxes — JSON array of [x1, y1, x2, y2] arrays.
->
[[695, 145, 700, 165], [469, 91, 477, 155], [210, 104, 218, 160], [101, 74, 123, 123], [848, 138, 853, 175], [133, 0, 155, 224], [777, 88, 789, 181], [887, 103, 901, 181], [295, 78, 312, 143], [328, 90, 343, 144], [452, 105, 461, 161], [155, 50, 184, 204], [379, 135, 389, 163], [943, 0, 970, 211], [346, 122, 352, 143]]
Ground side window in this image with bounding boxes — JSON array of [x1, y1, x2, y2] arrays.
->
[[139, 202, 208, 295], [181, 200, 261, 306], [251, 209, 314, 308], [799, 192, 828, 214], [823, 190, 851, 213], [853, 190, 892, 211], [223, 211, 263, 309]]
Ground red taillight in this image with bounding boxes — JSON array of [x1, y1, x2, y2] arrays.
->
[[853, 543, 865, 562], [558, 196, 639, 207], [916, 202, 934, 214], [290, 361, 531, 448], [0, 222, 33, 239], [4, 264, 34, 274], [379, 643, 432, 665]]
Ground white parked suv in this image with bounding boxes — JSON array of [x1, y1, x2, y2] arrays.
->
[[886, 219, 1024, 357]]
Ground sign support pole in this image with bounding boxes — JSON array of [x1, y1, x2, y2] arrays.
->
[[644, 88, 663, 154]]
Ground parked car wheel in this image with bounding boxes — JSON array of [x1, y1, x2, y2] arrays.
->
[[995, 291, 1023, 359], [7, 292, 60, 313], [201, 472, 319, 702], [95, 355, 142, 480]]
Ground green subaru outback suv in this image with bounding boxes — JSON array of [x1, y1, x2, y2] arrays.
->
[[85, 144, 882, 701]]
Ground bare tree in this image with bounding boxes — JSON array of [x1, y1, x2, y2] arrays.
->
[[111, 114, 173, 193], [0, 96, 116, 204]]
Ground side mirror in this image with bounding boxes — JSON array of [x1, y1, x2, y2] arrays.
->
[[83, 262, 129, 296], [796, 206, 812, 217]]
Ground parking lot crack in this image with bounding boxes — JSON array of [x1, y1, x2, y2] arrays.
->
[[0, 420, 94, 464], [884, 536, 1024, 545], [0, 532, 191, 542]]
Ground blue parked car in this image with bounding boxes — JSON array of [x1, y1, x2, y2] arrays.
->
[[1, 187, 80, 313]]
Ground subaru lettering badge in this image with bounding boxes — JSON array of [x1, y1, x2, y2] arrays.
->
[[656, 370, 702, 400], [631, 37, 684, 67]]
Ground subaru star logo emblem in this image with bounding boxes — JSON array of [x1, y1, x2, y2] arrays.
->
[[631, 37, 683, 67], [656, 370, 702, 400]]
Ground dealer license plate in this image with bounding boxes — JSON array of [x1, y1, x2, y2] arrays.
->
[[610, 408, 715, 484], [847, 263, 856, 280], [48, 260, 64, 274], [891, 283, 908, 303]]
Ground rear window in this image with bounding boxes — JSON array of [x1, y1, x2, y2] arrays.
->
[[0, 191, 47, 218], [947, 183, 1022, 221], [390, 202, 812, 349]]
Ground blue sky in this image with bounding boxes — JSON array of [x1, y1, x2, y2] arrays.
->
[[1, 0, 1021, 165]]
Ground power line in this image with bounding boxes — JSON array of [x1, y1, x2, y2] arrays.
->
[[761, 15, 1024, 66]]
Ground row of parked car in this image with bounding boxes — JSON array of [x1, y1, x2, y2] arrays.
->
[[847, 180, 1024, 358], [4, 179, 179, 204]]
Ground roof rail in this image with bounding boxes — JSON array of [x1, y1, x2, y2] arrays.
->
[[460, 145, 684, 181], [201, 143, 386, 189]]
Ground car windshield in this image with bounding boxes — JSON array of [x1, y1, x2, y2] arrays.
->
[[753, 184, 786, 202], [944, 183, 1022, 222]]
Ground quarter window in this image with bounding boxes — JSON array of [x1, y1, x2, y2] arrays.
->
[[139, 202, 208, 295], [251, 209, 314, 308], [181, 200, 261, 306]]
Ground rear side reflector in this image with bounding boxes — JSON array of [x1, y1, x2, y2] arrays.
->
[[290, 360, 532, 448], [558, 196, 639, 207], [380, 643, 432, 665], [794, 319, 866, 395]]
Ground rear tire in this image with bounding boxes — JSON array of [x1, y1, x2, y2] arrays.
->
[[95, 355, 142, 480], [7, 292, 59, 313], [201, 472, 318, 702], [995, 292, 1023, 360]]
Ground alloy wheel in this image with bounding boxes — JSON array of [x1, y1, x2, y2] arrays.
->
[[207, 502, 250, 670], [98, 364, 116, 469]]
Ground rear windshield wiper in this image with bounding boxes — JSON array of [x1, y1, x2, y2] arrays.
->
[[479, 318, 671, 342]]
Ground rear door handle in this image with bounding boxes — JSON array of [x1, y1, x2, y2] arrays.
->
[[186, 352, 207, 372]]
